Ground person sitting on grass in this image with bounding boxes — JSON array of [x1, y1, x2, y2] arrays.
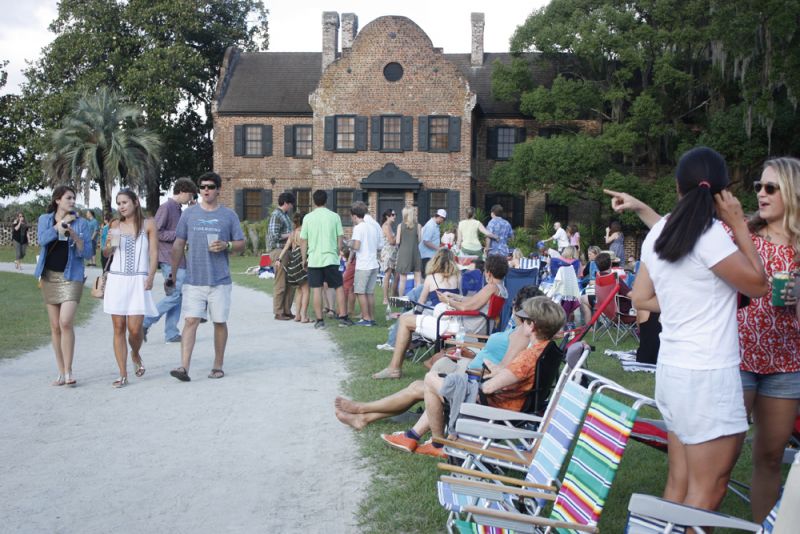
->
[[381, 295, 566, 458], [371, 254, 509, 379], [336, 285, 543, 431]]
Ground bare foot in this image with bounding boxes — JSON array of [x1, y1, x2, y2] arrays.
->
[[334, 396, 364, 414], [335, 408, 367, 430]]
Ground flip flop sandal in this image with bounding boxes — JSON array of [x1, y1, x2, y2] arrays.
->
[[133, 356, 146, 378], [372, 368, 402, 380], [170, 367, 191, 382], [208, 369, 225, 379]]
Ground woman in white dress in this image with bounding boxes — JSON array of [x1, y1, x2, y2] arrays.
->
[[103, 190, 158, 387]]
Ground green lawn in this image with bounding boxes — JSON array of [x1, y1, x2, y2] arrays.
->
[[0, 247, 99, 359], [227, 254, 756, 533]]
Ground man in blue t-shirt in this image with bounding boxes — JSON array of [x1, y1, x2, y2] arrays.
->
[[168, 172, 245, 382], [419, 208, 446, 275], [486, 204, 514, 257]]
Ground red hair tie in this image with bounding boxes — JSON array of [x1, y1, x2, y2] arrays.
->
[[698, 181, 711, 189]]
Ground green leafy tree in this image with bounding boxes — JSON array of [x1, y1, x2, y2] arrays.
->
[[0, 61, 30, 196], [45, 87, 162, 218], [22, 0, 268, 210]]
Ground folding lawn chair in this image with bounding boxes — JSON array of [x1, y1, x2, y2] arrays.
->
[[451, 373, 655, 533], [613, 293, 639, 345], [561, 278, 619, 350], [499, 267, 540, 329], [625, 450, 800, 534]]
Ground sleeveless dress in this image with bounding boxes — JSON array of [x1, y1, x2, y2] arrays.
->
[[395, 224, 421, 274], [103, 231, 158, 316]]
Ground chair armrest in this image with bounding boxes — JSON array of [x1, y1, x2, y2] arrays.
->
[[455, 419, 543, 441], [459, 403, 544, 424], [437, 464, 556, 491], [443, 310, 482, 317], [440, 476, 555, 501], [627, 494, 761, 531], [436, 437, 533, 467], [462, 505, 598, 533]]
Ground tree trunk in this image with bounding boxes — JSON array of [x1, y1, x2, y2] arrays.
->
[[98, 175, 112, 220], [146, 185, 161, 217]]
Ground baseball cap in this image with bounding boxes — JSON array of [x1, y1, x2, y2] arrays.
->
[[436, 209, 447, 218]]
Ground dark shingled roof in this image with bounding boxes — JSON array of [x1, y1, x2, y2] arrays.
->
[[216, 51, 556, 116]]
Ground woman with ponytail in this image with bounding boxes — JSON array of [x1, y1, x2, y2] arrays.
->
[[630, 147, 768, 514]]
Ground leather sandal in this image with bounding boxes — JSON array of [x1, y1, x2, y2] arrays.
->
[[133, 355, 145, 378], [52, 374, 65, 386], [65, 373, 77, 386], [112, 376, 128, 388], [372, 368, 402, 380]]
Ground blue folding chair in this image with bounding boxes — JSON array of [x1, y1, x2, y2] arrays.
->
[[499, 267, 540, 328]]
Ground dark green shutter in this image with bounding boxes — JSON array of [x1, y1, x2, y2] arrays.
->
[[417, 190, 430, 224], [513, 195, 525, 228], [447, 190, 460, 222], [261, 125, 273, 156], [234, 189, 244, 220], [418, 116, 429, 151], [516, 127, 527, 144], [284, 125, 294, 156], [401, 116, 413, 151], [355, 116, 368, 151], [234, 125, 244, 156], [370, 116, 381, 151], [448, 116, 461, 152], [486, 127, 498, 159], [352, 190, 366, 203], [324, 116, 335, 151], [325, 189, 335, 211], [261, 189, 273, 220]]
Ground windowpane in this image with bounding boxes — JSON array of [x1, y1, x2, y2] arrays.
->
[[336, 190, 353, 226], [295, 189, 311, 215], [243, 190, 262, 221], [497, 127, 516, 159], [336, 117, 355, 150], [429, 117, 449, 151], [382, 116, 402, 150], [294, 125, 312, 157], [429, 191, 447, 220], [244, 126, 262, 156]]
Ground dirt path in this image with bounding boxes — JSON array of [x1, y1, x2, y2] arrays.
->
[[0, 264, 367, 533]]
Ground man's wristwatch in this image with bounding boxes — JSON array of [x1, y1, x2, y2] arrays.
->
[[226, 241, 233, 251]]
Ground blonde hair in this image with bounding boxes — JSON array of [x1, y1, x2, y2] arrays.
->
[[561, 246, 578, 259], [402, 206, 416, 230], [521, 296, 566, 340], [750, 157, 800, 252], [512, 249, 523, 261], [425, 248, 459, 278]]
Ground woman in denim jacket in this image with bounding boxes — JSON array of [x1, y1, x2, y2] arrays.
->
[[34, 185, 94, 387]]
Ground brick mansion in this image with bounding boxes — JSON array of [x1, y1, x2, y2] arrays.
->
[[212, 12, 599, 229]]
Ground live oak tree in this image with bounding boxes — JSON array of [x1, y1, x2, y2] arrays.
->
[[490, 0, 800, 225], [19, 0, 268, 210]]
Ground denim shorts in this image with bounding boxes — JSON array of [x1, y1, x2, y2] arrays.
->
[[740, 370, 800, 399]]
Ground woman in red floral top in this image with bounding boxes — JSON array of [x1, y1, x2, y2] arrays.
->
[[738, 157, 800, 522]]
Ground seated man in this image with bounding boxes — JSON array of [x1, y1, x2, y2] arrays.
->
[[381, 295, 566, 458], [335, 286, 543, 430], [372, 254, 509, 379]]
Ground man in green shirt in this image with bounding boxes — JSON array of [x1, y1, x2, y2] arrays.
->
[[300, 190, 353, 329]]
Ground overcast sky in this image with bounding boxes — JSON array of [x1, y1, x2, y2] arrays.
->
[[0, 0, 548, 205]]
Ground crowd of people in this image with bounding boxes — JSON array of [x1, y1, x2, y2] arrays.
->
[[24, 148, 798, 524]]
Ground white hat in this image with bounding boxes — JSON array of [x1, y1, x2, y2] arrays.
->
[[436, 209, 447, 218]]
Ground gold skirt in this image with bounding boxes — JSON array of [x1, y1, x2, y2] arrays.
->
[[41, 270, 83, 305]]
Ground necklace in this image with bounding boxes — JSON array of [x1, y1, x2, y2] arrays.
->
[[763, 224, 787, 244]]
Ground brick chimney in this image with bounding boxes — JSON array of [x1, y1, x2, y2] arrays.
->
[[471, 12, 485, 67], [322, 11, 339, 72], [341, 13, 358, 50]]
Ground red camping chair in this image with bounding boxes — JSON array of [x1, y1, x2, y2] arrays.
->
[[259, 254, 272, 268], [435, 293, 506, 352], [562, 278, 620, 350], [592, 272, 620, 343]]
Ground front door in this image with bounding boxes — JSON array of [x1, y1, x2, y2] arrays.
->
[[377, 190, 405, 229]]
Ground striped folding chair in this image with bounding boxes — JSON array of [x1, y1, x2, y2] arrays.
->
[[455, 384, 650, 533], [436, 379, 593, 532]]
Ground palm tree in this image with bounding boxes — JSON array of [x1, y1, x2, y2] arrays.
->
[[45, 87, 161, 218]]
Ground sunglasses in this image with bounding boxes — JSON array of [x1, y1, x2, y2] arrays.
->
[[754, 181, 780, 195], [199, 184, 218, 190], [517, 317, 534, 326]]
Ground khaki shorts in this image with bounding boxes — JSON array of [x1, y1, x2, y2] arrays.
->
[[354, 268, 378, 294], [182, 284, 232, 323]]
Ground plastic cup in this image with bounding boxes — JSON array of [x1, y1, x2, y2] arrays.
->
[[772, 272, 791, 307], [109, 229, 120, 247], [207, 233, 219, 251]]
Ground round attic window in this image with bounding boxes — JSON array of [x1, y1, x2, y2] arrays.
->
[[383, 62, 404, 82]]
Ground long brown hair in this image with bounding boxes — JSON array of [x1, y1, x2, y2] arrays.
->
[[116, 189, 145, 236], [47, 185, 76, 213]]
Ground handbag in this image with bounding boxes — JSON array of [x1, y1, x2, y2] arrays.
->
[[91, 254, 113, 299], [283, 246, 307, 285]]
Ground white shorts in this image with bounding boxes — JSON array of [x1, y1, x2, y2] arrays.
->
[[182, 284, 232, 323], [655, 363, 748, 445]]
